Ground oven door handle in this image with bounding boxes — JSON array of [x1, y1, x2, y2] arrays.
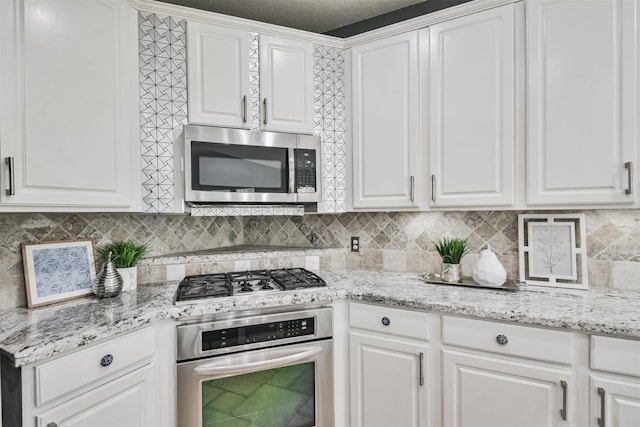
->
[[191, 346, 323, 376]]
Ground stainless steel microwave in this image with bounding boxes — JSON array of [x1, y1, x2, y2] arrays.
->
[[183, 125, 321, 205]]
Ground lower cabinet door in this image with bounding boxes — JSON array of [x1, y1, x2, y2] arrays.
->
[[350, 331, 429, 427], [590, 375, 640, 427], [442, 350, 573, 427], [36, 364, 157, 427]]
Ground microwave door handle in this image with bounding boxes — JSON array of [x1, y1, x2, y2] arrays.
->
[[192, 346, 323, 376], [288, 147, 295, 194]]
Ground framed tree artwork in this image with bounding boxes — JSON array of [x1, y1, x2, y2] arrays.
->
[[518, 214, 588, 289]]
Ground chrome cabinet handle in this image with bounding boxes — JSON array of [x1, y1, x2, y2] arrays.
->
[[496, 334, 508, 345], [5, 157, 14, 196], [560, 380, 568, 421], [410, 176, 415, 202], [262, 98, 268, 125], [381, 316, 390, 326], [418, 352, 424, 386], [597, 387, 605, 427], [625, 162, 633, 195], [242, 95, 247, 123], [431, 174, 436, 202], [100, 354, 113, 367]]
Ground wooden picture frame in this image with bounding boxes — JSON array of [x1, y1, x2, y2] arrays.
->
[[22, 239, 97, 308], [518, 214, 588, 289]]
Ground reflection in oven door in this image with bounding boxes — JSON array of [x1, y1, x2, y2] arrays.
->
[[177, 338, 334, 427]]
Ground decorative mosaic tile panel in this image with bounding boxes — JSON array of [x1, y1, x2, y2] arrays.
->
[[138, 12, 187, 213], [248, 32, 261, 131], [313, 45, 346, 213], [190, 205, 304, 217]]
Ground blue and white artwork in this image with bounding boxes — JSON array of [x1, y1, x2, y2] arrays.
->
[[32, 246, 93, 297]]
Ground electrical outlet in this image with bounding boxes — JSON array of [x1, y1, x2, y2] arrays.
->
[[351, 237, 360, 252]]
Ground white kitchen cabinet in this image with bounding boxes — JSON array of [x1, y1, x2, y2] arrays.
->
[[187, 22, 250, 128], [35, 364, 157, 427], [589, 335, 640, 427], [0, 0, 141, 211], [349, 303, 430, 427], [2, 325, 176, 427], [442, 350, 573, 427], [259, 35, 314, 133], [351, 30, 427, 210], [429, 3, 521, 208], [590, 376, 640, 427], [526, 0, 639, 206], [441, 315, 575, 427]]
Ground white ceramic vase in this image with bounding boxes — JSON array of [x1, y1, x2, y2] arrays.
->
[[117, 266, 138, 292], [471, 245, 507, 287]]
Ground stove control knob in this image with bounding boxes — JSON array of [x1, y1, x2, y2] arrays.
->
[[381, 316, 391, 326]]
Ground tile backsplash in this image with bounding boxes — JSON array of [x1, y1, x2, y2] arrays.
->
[[1, 210, 639, 310]]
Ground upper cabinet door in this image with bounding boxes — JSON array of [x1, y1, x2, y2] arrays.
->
[[351, 30, 426, 210], [187, 22, 250, 128], [527, 0, 639, 206], [259, 35, 314, 133], [429, 3, 520, 208], [0, 0, 140, 210]]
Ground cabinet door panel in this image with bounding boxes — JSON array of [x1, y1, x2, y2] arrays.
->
[[430, 4, 517, 207], [350, 331, 428, 427], [37, 364, 157, 427], [259, 35, 313, 133], [0, 0, 140, 209], [527, 0, 638, 205], [351, 31, 424, 209], [187, 23, 249, 127], [443, 350, 572, 427], [590, 375, 640, 427]]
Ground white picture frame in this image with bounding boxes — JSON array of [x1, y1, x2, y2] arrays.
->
[[518, 214, 587, 289], [22, 239, 97, 308]]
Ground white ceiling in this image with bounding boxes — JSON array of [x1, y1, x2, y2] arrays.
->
[[158, 0, 428, 34]]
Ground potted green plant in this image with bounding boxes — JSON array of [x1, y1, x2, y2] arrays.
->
[[97, 241, 147, 292], [433, 237, 469, 283]]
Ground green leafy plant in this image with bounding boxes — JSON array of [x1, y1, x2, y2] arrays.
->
[[97, 241, 148, 268], [433, 237, 469, 264]]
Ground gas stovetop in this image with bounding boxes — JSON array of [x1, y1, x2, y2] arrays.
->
[[175, 268, 326, 303]]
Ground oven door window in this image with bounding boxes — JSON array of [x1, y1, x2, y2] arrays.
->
[[192, 141, 288, 193], [202, 362, 315, 427]]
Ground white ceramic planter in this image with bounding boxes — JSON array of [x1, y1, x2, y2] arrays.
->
[[117, 266, 138, 292]]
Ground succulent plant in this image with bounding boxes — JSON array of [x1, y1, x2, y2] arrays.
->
[[97, 241, 147, 268], [433, 237, 469, 264]]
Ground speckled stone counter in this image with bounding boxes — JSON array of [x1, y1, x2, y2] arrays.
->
[[1, 269, 639, 368]]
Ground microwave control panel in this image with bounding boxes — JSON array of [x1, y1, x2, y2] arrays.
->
[[294, 149, 317, 193]]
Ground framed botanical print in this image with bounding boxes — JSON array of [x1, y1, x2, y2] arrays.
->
[[518, 214, 588, 289]]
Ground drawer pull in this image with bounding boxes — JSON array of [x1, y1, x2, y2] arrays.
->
[[100, 354, 114, 367], [597, 387, 605, 427], [496, 334, 508, 345], [381, 316, 391, 326]]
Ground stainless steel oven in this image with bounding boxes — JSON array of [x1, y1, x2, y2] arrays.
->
[[183, 125, 321, 205], [176, 306, 334, 427]]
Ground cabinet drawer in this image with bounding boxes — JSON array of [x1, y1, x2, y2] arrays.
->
[[591, 335, 640, 377], [35, 327, 155, 407], [442, 316, 573, 364], [349, 303, 429, 341]]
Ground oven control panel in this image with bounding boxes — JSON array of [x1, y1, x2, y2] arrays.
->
[[202, 316, 316, 351]]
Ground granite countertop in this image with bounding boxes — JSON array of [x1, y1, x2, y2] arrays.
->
[[1, 269, 639, 368]]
